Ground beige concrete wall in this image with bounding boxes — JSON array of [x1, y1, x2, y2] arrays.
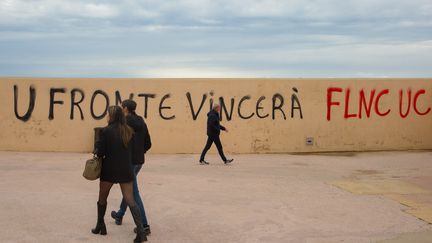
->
[[0, 78, 431, 153]]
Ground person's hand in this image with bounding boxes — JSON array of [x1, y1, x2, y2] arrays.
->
[[224, 128, 229, 132]]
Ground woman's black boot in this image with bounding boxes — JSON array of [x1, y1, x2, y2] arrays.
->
[[130, 205, 147, 242], [91, 202, 107, 235]]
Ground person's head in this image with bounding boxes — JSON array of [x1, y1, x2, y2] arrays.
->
[[107, 105, 133, 147], [212, 104, 220, 113], [121, 99, 137, 115], [107, 106, 126, 124]]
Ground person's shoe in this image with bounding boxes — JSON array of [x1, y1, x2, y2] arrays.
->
[[199, 160, 209, 165], [134, 225, 151, 236], [92, 202, 107, 235], [224, 159, 234, 164], [130, 206, 148, 242], [110, 211, 123, 225], [91, 222, 107, 235]]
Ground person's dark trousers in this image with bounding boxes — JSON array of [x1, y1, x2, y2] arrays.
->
[[117, 164, 148, 226], [200, 135, 227, 161]]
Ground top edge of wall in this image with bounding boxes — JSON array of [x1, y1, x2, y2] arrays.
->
[[1, 77, 432, 81]]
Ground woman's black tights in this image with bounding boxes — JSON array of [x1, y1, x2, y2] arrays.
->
[[94, 181, 147, 241], [98, 180, 136, 207]]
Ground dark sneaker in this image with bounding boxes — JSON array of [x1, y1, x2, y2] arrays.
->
[[224, 159, 234, 164], [111, 211, 123, 225], [199, 160, 209, 165], [134, 225, 151, 236]]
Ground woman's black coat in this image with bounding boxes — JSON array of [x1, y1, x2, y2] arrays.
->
[[95, 123, 134, 183]]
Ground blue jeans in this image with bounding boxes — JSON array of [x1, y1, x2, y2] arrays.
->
[[117, 164, 148, 226]]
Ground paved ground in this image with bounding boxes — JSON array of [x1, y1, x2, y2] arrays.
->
[[0, 151, 431, 243]]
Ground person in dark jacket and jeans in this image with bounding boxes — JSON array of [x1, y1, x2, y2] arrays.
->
[[199, 104, 234, 165], [111, 100, 152, 236], [93, 105, 147, 242]]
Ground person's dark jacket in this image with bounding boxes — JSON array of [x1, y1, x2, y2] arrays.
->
[[95, 123, 134, 183], [127, 113, 151, 165], [207, 110, 226, 137]]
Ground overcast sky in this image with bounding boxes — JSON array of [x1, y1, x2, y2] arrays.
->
[[0, 0, 431, 78]]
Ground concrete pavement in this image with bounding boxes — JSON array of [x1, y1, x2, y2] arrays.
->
[[0, 151, 431, 243]]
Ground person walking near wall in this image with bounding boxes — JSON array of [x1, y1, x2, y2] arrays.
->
[[111, 99, 152, 237], [199, 104, 234, 165], [92, 106, 147, 243]]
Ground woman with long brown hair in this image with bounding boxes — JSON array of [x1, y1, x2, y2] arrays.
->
[[92, 106, 147, 242]]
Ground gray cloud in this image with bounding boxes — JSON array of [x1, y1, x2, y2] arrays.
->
[[0, 0, 431, 77]]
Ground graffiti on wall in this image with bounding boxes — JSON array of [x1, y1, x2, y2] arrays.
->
[[11, 84, 432, 123], [13, 85, 304, 122], [326, 87, 431, 121]]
